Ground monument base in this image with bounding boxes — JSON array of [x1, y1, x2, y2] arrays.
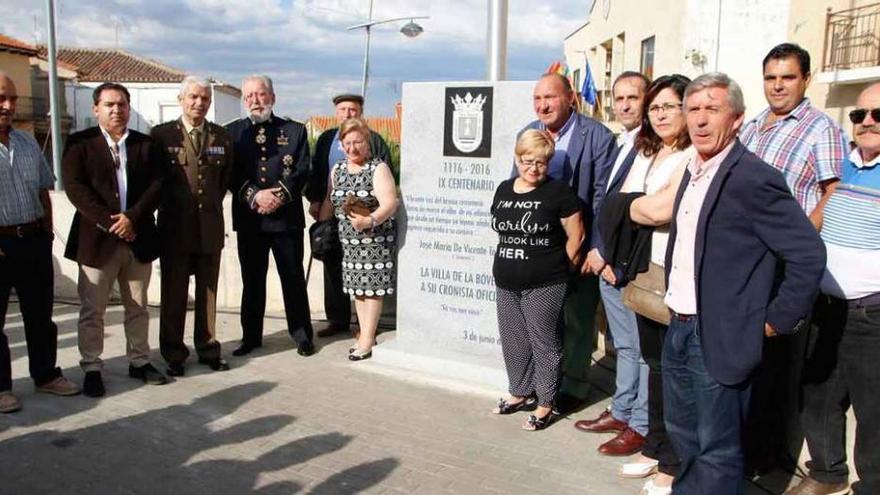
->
[[372, 336, 509, 394]]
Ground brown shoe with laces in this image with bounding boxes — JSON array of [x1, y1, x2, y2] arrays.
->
[[35, 376, 81, 396], [0, 391, 22, 413], [598, 427, 645, 456], [784, 477, 850, 495]]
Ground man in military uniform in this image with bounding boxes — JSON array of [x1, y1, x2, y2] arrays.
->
[[226, 74, 314, 357], [151, 76, 233, 376], [306, 93, 392, 338]]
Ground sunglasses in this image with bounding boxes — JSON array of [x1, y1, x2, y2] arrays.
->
[[848, 108, 880, 124]]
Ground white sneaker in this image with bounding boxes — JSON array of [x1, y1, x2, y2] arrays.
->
[[620, 458, 659, 478], [641, 478, 672, 495]]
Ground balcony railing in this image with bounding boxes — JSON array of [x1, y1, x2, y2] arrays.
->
[[823, 3, 880, 72]]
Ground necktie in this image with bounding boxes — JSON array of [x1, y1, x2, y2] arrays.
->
[[190, 128, 202, 155], [110, 143, 121, 169]]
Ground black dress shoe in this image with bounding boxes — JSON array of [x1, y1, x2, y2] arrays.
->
[[83, 371, 105, 398], [316, 323, 348, 338], [296, 341, 315, 357], [129, 363, 169, 385], [166, 362, 185, 377], [198, 357, 230, 371], [232, 343, 260, 357]]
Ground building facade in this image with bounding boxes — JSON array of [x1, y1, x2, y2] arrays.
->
[[51, 47, 241, 133], [563, 0, 875, 132]]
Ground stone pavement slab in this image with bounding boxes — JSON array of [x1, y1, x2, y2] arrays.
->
[[0, 303, 821, 494]]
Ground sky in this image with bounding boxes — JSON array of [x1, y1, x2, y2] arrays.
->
[[1, 0, 591, 119]]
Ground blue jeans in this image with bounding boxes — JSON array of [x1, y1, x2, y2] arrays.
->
[[663, 315, 751, 495], [600, 280, 649, 435]]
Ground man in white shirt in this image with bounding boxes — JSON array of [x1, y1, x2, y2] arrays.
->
[[63, 82, 168, 397]]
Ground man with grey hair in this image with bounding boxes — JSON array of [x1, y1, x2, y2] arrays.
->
[[661, 72, 825, 494], [0, 72, 81, 412], [151, 75, 234, 376], [225, 74, 315, 357]]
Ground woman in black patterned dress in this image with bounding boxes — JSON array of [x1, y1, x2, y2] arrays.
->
[[318, 118, 398, 361]]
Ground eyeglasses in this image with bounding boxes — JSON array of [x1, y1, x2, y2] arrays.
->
[[519, 159, 548, 169], [849, 108, 880, 124], [648, 102, 683, 115]]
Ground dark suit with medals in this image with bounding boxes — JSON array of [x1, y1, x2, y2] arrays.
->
[[151, 119, 233, 366], [225, 114, 313, 348]]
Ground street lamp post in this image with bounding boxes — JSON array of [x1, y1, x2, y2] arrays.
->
[[346, 0, 428, 100]]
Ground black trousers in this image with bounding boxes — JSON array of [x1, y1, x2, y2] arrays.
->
[[322, 255, 351, 328], [744, 316, 810, 470], [237, 230, 312, 347], [159, 251, 222, 364], [0, 231, 60, 390], [636, 314, 679, 477], [801, 295, 879, 494]]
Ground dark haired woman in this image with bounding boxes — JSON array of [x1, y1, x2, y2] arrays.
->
[[604, 75, 694, 495]]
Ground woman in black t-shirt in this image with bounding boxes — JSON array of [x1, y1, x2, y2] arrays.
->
[[490, 129, 584, 430]]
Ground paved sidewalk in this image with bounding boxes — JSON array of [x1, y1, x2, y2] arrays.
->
[[1, 303, 809, 494]]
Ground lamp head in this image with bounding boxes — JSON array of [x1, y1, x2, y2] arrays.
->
[[400, 20, 423, 38]]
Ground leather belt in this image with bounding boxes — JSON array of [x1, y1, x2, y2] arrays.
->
[[0, 221, 43, 238], [844, 292, 880, 309], [669, 311, 696, 322]]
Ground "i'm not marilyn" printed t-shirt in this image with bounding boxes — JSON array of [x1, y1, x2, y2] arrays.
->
[[490, 178, 580, 290]]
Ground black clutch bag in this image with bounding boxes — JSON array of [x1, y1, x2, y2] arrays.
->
[[309, 218, 342, 261]]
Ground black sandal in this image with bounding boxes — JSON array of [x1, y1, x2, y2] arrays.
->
[[492, 396, 536, 415], [522, 408, 559, 431]]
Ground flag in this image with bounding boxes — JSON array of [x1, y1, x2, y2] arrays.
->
[[581, 59, 598, 107], [545, 61, 569, 78]]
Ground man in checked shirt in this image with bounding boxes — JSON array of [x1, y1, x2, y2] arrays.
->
[[739, 43, 849, 474], [0, 72, 81, 413]]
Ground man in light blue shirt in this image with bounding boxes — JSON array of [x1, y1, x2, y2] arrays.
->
[[787, 82, 880, 495], [0, 72, 80, 413]]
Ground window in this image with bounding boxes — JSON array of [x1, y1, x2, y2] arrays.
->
[[573, 69, 581, 97], [641, 36, 655, 80]]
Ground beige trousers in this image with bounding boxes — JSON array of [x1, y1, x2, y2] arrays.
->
[[77, 244, 152, 371]]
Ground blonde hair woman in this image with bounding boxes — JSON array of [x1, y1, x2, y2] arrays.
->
[[490, 129, 584, 430]]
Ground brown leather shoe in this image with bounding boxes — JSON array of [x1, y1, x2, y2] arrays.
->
[[598, 427, 645, 456], [35, 376, 81, 396], [0, 391, 22, 413], [784, 477, 850, 495], [574, 409, 627, 433]]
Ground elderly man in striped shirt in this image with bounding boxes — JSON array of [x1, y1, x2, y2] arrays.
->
[[738, 43, 849, 472], [0, 72, 81, 413], [785, 82, 880, 495]]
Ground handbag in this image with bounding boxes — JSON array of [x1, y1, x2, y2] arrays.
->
[[341, 195, 374, 216], [308, 218, 342, 262], [622, 262, 671, 325]]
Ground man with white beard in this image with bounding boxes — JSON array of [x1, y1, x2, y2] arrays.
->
[[225, 74, 315, 357]]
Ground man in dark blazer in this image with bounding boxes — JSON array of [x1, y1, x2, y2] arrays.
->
[[226, 74, 314, 357], [517, 73, 617, 408], [63, 82, 168, 397], [575, 71, 650, 459], [305, 93, 391, 338], [662, 73, 825, 494], [151, 76, 233, 376]]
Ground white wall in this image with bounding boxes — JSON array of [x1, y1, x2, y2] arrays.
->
[[50, 192, 327, 315], [65, 82, 243, 133], [564, 0, 792, 124], [684, 0, 791, 120]]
